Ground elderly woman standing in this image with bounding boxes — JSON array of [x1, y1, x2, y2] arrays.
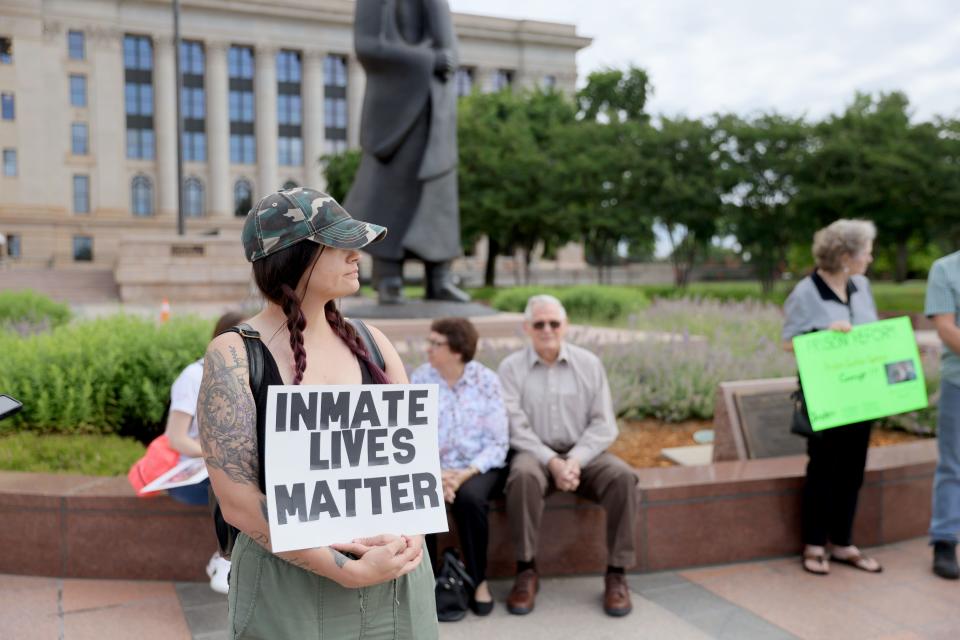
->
[[411, 318, 509, 615], [782, 219, 883, 576]]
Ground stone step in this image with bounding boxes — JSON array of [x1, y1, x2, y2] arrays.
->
[[0, 268, 120, 303]]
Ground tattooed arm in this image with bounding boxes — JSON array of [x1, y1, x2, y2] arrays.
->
[[198, 332, 423, 588]]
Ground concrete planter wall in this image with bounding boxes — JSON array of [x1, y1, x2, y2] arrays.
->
[[0, 440, 936, 580]]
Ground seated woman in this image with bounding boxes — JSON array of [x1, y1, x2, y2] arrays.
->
[[165, 310, 245, 593], [411, 318, 509, 616]]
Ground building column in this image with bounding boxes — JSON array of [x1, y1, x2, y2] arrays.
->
[[206, 41, 230, 217], [347, 56, 365, 149], [474, 67, 493, 93], [255, 45, 278, 195], [154, 36, 178, 217], [91, 29, 126, 216], [302, 49, 326, 189]]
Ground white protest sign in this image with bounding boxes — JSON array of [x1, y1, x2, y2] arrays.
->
[[264, 383, 448, 553]]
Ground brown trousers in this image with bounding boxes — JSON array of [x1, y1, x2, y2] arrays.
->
[[505, 451, 639, 568]]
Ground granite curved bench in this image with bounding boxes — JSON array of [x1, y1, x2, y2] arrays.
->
[[0, 439, 936, 581]]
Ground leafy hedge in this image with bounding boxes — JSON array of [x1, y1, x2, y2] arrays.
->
[[490, 286, 649, 322], [0, 433, 145, 475], [0, 315, 212, 441], [0, 290, 72, 334]]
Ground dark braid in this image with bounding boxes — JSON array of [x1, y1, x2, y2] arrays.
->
[[324, 301, 391, 384], [252, 240, 319, 385], [280, 284, 309, 385]]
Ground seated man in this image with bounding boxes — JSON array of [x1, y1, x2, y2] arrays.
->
[[497, 294, 638, 617]]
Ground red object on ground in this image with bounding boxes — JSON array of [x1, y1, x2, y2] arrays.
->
[[127, 435, 179, 497]]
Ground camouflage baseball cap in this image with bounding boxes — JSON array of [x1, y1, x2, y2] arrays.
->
[[241, 187, 387, 262]]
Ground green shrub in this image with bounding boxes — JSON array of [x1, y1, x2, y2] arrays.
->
[[0, 433, 145, 476], [0, 315, 212, 440], [0, 289, 72, 334], [490, 286, 648, 322]]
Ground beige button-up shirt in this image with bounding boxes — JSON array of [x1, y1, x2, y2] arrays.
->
[[497, 342, 618, 467]]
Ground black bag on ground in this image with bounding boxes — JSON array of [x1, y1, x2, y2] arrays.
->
[[435, 548, 475, 622], [209, 319, 384, 559]]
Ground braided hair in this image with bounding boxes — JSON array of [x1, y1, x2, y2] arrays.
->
[[252, 242, 390, 385]]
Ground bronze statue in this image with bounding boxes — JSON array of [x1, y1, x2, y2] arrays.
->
[[346, 0, 469, 304]]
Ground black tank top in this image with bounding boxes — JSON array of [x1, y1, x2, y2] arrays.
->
[[252, 347, 376, 492]]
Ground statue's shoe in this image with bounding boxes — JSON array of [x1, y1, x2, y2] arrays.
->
[[377, 277, 407, 305]]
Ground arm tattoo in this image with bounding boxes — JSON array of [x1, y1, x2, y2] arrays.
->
[[329, 548, 350, 569], [250, 531, 270, 547], [228, 345, 243, 368], [284, 556, 315, 572], [197, 346, 260, 484]]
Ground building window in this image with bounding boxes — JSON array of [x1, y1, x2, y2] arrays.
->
[[0, 37, 12, 64], [234, 179, 252, 217], [491, 69, 513, 92], [184, 177, 204, 217], [6, 234, 20, 258], [455, 67, 474, 97], [277, 50, 303, 166], [73, 235, 93, 261], [2, 149, 15, 176], [1, 93, 14, 120], [542, 75, 557, 90], [180, 41, 206, 162], [183, 132, 206, 162], [73, 175, 90, 213], [229, 45, 255, 164], [124, 35, 154, 159], [71, 123, 89, 155], [324, 54, 348, 155], [131, 175, 153, 217], [68, 30, 85, 61], [69, 74, 87, 107], [277, 137, 303, 166]]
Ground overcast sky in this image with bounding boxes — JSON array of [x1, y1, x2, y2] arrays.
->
[[450, 0, 960, 122]]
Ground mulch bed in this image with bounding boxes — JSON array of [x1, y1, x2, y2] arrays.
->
[[610, 419, 929, 468]]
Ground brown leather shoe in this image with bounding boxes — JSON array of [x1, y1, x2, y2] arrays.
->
[[506, 568, 539, 615], [603, 573, 632, 617]]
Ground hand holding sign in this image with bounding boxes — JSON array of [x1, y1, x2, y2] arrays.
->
[[329, 534, 424, 588]]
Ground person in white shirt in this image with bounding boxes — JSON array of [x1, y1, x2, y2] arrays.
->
[[165, 311, 245, 593]]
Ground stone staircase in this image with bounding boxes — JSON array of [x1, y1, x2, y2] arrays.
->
[[0, 268, 120, 303]]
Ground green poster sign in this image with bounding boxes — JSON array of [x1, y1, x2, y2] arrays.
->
[[793, 316, 928, 431]]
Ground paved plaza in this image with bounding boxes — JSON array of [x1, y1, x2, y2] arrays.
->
[[2, 537, 958, 640]]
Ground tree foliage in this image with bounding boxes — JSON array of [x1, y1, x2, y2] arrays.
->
[[320, 71, 960, 289]]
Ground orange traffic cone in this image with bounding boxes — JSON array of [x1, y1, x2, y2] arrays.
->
[[160, 298, 171, 323]]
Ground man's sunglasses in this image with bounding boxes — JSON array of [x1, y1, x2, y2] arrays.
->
[[532, 320, 562, 331]]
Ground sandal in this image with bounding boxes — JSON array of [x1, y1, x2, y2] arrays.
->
[[830, 550, 882, 573], [802, 548, 830, 576]]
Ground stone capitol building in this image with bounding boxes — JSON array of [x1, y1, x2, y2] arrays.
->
[[0, 0, 590, 282]]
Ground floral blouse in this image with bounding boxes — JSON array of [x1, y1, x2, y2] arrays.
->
[[410, 360, 509, 473]]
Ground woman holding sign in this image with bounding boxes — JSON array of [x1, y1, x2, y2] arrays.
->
[[197, 187, 437, 639], [782, 219, 883, 576]]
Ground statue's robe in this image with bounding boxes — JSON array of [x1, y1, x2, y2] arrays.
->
[[345, 0, 461, 262]]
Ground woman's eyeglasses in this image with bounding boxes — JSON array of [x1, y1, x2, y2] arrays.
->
[[532, 320, 562, 331], [426, 338, 449, 348]]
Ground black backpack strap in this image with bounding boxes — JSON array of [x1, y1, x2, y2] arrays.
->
[[223, 323, 264, 394], [347, 317, 385, 371]]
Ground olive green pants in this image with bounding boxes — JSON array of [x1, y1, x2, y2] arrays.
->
[[228, 533, 438, 639]]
